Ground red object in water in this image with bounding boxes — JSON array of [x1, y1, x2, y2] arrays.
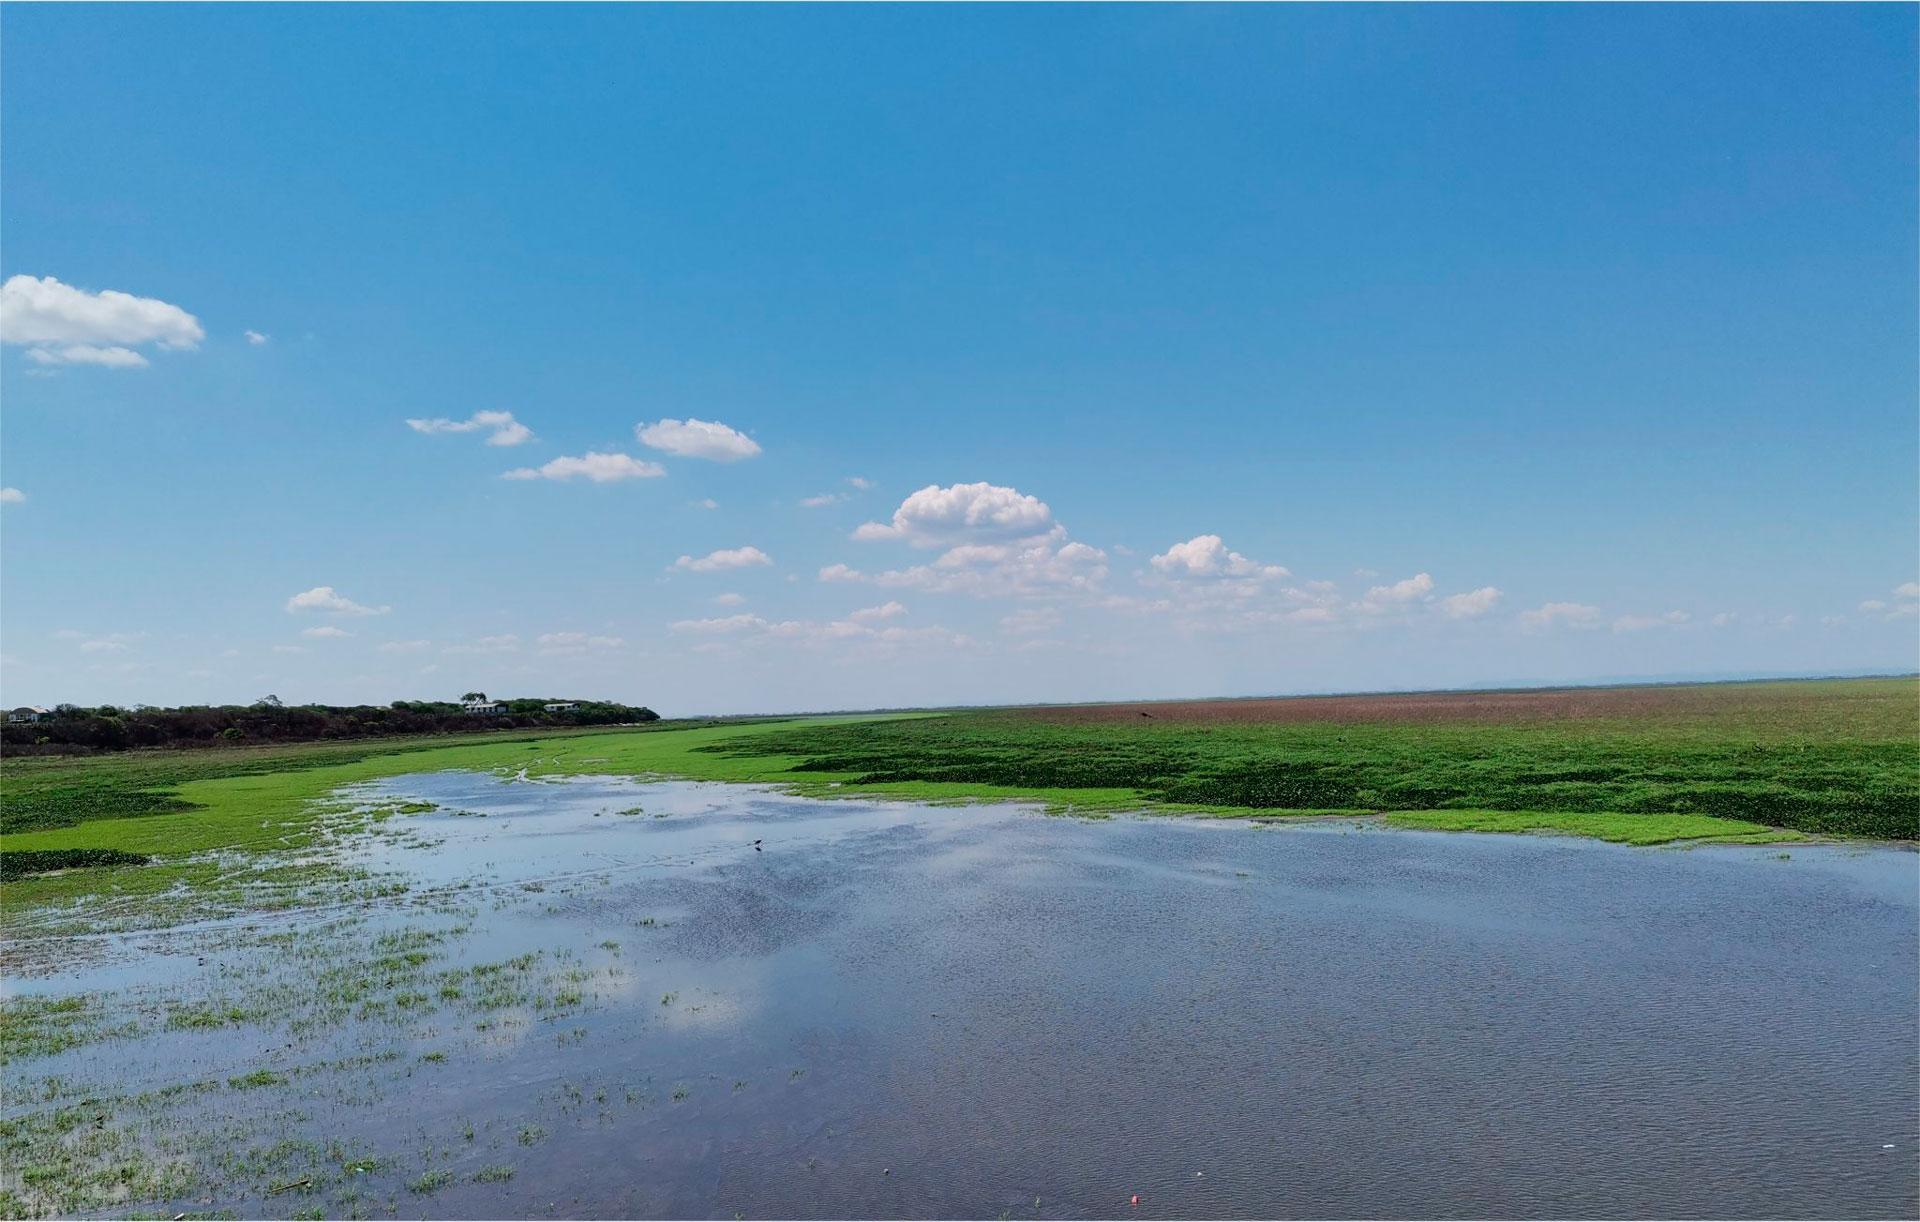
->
[[1130, 1195, 1140, 1206]]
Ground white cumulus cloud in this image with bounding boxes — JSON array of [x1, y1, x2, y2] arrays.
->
[[285, 586, 390, 616], [637, 418, 761, 462], [1149, 535, 1288, 579], [675, 546, 772, 573], [245, 329, 269, 345], [849, 601, 907, 622], [854, 482, 1056, 546], [1362, 572, 1435, 608], [301, 625, 353, 639], [1439, 586, 1503, 619], [408, 410, 534, 447], [503, 452, 664, 482], [0, 488, 24, 504], [1, 275, 204, 369]]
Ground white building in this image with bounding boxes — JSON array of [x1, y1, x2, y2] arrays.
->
[[543, 702, 579, 713], [461, 699, 505, 715], [7, 705, 50, 723]]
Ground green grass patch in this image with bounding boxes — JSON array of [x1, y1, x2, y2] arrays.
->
[[1382, 809, 1799, 845], [0, 849, 150, 881]]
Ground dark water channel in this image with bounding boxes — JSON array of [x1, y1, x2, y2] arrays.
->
[[14, 773, 1919, 1219]]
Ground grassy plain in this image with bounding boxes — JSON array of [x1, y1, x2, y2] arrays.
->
[[709, 677, 1917, 841], [2, 679, 1914, 925]]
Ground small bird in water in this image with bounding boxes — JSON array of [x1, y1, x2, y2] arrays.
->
[[752, 839, 763, 851]]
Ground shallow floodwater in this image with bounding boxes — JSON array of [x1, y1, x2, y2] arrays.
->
[[12, 774, 1919, 1219]]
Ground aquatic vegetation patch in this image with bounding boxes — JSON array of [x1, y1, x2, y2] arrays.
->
[[0, 994, 139, 1064]]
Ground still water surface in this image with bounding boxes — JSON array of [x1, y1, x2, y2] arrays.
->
[[24, 773, 1920, 1218]]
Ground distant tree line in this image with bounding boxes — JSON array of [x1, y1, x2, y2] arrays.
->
[[2, 697, 659, 755]]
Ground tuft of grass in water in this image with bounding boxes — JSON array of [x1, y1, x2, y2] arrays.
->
[[408, 1169, 454, 1194], [472, 1165, 514, 1183], [166, 1004, 264, 1031], [515, 1124, 547, 1146], [226, 1070, 286, 1090]]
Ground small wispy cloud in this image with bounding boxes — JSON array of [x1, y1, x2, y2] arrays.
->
[[503, 452, 664, 482], [407, 409, 533, 447], [1518, 602, 1604, 631], [674, 546, 772, 572], [1860, 581, 1920, 619], [1612, 610, 1691, 633], [286, 586, 390, 616], [443, 634, 520, 655], [27, 344, 150, 368], [536, 631, 625, 655]]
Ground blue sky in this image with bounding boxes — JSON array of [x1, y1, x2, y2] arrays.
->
[[2, 5, 1914, 715]]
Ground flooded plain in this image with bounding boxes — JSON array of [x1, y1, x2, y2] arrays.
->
[[6, 772, 1917, 1219]]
